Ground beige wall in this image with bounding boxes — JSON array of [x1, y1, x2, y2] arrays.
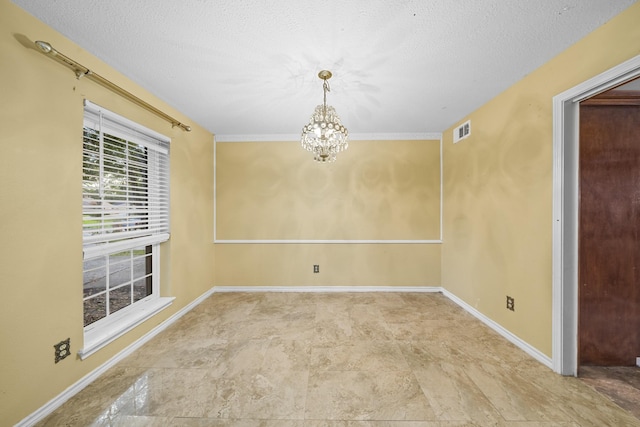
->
[[215, 243, 441, 287], [441, 2, 640, 357], [216, 140, 441, 240], [0, 1, 214, 424], [215, 139, 442, 287]]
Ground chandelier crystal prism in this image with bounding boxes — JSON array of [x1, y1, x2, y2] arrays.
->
[[301, 70, 349, 162]]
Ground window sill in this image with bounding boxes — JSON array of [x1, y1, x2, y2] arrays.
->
[[79, 297, 175, 360]]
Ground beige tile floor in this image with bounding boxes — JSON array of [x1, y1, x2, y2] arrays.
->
[[38, 292, 640, 426]]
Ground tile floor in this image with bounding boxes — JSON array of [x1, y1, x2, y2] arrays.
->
[[38, 292, 640, 426]]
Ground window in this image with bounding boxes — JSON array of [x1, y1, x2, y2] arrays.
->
[[82, 246, 153, 326], [80, 100, 172, 358]]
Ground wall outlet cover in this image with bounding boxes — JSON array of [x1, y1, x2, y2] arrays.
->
[[506, 296, 515, 311], [54, 338, 71, 363]]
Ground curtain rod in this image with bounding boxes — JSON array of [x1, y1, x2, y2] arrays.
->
[[34, 40, 191, 132]]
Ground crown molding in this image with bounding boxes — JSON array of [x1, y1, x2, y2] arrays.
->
[[214, 132, 442, 142]]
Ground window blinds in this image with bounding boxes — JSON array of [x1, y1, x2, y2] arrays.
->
[[82, 100, 170, 259]]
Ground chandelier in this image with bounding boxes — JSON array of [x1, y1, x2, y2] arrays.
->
[[301, 70, 349, 162]]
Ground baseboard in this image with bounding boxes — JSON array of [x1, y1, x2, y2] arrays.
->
[[16, 286, 217, 427], [213, 285, 443, 293], [442, 289, 553, 369]]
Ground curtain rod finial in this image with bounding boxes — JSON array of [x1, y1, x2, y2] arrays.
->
[[173, 122, 191, 132], [35, 40, 54, 54]]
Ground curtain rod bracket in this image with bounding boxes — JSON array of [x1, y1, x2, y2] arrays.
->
[[33, 40, 192, 132], [76, 69, 91, 80]]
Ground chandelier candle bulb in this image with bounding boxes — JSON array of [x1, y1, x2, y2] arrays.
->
[[301, 70, 349, 162]]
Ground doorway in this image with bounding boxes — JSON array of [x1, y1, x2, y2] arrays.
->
[[552, 54, 640, 377], [578, 79, 640, 367]]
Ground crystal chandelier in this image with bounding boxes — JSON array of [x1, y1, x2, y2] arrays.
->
[[301, 70, 349, 162]]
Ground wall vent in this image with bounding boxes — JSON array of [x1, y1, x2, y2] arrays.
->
[[453, 120, 471, 143]]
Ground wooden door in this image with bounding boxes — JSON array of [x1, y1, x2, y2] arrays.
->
[[579, 96, 640, 366]]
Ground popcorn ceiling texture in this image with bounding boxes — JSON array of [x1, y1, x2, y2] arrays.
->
[[13, 0, 636, 138]]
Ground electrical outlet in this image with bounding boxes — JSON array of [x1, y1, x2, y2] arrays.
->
[[54, 338, 71, 363], [313, 265, 319, 273], [506, 296, 515, 311]]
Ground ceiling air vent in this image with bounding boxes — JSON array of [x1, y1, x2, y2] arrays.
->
[[453, 120, 471, 143]]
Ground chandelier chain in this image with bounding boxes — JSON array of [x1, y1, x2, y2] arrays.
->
[[323, 80, 330, 113]]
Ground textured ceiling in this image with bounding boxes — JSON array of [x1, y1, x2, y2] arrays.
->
[[13, 0, 637, 140]]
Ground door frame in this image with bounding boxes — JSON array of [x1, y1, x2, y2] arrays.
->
[[552, 54, 640, 376]]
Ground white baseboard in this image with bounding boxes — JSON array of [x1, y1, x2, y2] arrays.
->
[[213, 285, 442, 293], [20, 285, 553, 426], [442, 289, 553, 369], [16, 286, 217, 427]]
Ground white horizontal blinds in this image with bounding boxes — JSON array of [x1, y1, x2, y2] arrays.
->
[[83, 101, 170, 259]]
